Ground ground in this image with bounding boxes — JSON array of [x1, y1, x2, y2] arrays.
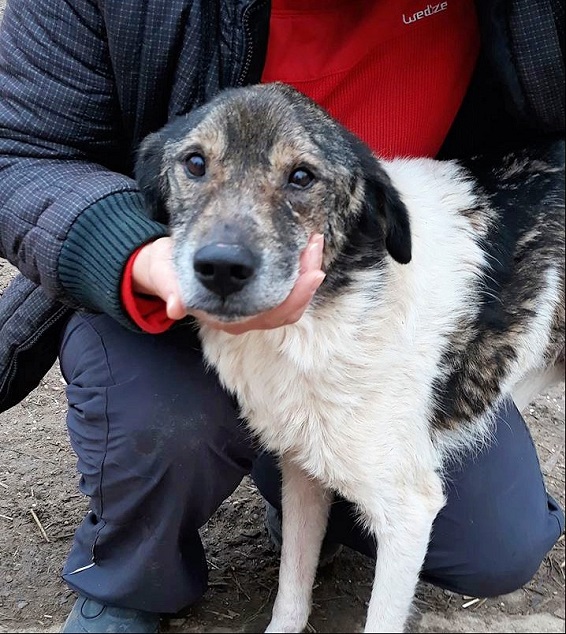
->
[[0, 255, 564, 634]]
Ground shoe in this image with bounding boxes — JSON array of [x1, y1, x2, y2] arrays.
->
[[264, 501, 343, 568], [61, 595, 160, 633]]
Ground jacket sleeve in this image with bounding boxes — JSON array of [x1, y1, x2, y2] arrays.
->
[[0, 0, 167, 329], [477, 0, 564, 135]]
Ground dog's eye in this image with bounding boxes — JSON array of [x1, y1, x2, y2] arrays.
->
[[184, 153, 206, 178], [288, 167, 315, 189]]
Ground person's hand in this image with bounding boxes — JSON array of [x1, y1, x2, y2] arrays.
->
[[131, 234, 326, 334]]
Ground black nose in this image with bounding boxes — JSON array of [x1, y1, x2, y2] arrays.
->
[[193, 243, 256, 298]]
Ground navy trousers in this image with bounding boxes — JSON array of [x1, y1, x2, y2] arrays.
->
[[59, 312, 564, 614]]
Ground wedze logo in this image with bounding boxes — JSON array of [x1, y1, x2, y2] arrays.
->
[[403, 2, 448, 24]]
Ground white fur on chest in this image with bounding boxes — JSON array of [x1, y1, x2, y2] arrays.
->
[[202, 293, 430, 484]]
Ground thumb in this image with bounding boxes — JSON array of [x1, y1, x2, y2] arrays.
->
[[166, 293, 187, 320]]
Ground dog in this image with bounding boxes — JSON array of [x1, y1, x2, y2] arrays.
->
[[135, 82, 565, 633]]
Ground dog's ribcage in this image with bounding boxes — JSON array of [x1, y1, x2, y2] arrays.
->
[[199, 157, 563, 513]]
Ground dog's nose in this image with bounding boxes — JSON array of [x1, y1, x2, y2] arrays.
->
[[193, 243, 256, 298]]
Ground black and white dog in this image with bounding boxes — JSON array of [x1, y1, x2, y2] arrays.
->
[[136, 83, 565, 633]]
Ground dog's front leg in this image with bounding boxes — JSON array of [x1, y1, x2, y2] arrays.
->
[[265, 457, 331, 633], [363, 474, 445, 633]]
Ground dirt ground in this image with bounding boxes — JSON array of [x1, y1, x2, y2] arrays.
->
[[0, 254, 564, 634]]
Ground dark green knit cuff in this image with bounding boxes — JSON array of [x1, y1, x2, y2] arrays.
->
[[59, 190, 168, 330]]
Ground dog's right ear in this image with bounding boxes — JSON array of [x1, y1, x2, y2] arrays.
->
[[135, 131, 170, 224]]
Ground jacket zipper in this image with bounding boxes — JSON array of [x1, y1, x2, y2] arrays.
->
[[236, 0, 267, 87]]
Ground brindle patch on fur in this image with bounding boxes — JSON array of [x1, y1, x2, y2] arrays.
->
[[431, 142, 565, 431]]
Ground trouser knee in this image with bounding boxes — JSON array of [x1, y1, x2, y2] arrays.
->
[[440, 492, 564, 598]]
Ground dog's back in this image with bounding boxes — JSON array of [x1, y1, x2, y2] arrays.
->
[[394, 140, 566, 447], [465, 141, 565, 406]]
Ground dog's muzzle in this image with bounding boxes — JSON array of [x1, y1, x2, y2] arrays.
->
[[193, 243, 257, 299]]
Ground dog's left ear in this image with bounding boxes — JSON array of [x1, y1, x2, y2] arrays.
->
[[135, 131, 170, 224], [369, 165, 412, 265], [346, 132, 412, 264]]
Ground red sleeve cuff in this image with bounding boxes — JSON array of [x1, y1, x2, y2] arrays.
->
[[121, 246, 176, 334]]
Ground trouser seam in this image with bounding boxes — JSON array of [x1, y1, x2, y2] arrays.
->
[[65, 315, 117, 545]]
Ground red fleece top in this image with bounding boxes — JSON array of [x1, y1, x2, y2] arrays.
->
[[123, 0, 480, 332]]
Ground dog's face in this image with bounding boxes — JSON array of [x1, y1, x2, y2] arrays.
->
[[136, 83, 411, 321]]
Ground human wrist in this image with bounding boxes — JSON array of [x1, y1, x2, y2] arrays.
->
[[131, 241, 156, 296]]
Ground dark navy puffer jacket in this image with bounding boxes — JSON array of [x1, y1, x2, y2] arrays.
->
[[0, 0, 563, 412]]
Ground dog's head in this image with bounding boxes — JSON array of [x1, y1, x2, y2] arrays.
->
[[136, 83, 411, 321]]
